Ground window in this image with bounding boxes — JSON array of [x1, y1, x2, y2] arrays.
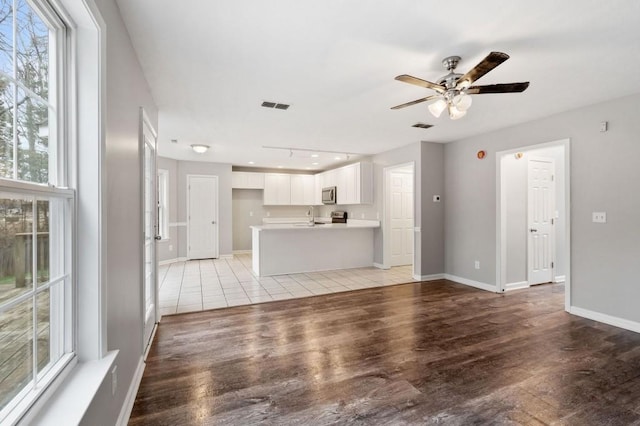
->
[[0, 0, 73, 423], [157, 169, 169, 240]]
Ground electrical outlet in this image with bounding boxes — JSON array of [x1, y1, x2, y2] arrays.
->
[[376, 212, 380, 220], [111, 366, 117, 396], [592, 212, 606, 223], [361, 213, 365, 219], [249, 211, 253, 217], [169, 244, 173, 252], [474, 261, 480, 270], [266, 211, 270, 217]]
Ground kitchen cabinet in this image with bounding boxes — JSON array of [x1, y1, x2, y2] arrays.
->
[[232, 171, 265, 189], [263, 173, 291, 205], [332, 162, 373, 205], [290, 174, 315, 205]]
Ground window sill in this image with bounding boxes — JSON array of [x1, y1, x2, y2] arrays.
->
[[24, 350, 119, 425]]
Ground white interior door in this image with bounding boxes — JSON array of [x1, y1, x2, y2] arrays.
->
[[390, 169, 414, 266], [527, 157, 555, 285], [142, 113, 157, 351], [187, 175, 219, 259]]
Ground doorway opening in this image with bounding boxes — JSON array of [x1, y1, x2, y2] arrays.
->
[[496, 139, 571, 310], [382, 162, 415, 272]]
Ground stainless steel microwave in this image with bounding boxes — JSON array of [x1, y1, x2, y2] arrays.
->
[[322, 186, 337, 204]]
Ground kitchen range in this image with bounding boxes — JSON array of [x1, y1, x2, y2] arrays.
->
[[250, 210, 379, 276]]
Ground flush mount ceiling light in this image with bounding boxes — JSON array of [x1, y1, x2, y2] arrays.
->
[[391, 52, 529, 120], [191, 144, 209, 153]]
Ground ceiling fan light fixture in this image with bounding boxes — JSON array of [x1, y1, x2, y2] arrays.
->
[[191, 144, 209, 153], [449, 105, 467, 120], [453, 93, 473, 111], [428, 99, 447, 118]]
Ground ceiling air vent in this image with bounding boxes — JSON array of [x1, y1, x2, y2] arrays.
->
[[262, 101, 290, 110], [412, 123, 433, 129]]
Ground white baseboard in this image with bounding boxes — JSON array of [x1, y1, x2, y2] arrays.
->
[[413, 273, 445, 281], [219, 254, 234, 260], [373, 263, 389, 270], [505, 281, 529, 291], [116, 356, 146, 426], [158, 257, 186, 266], [232, 250, 252, 255], [554, 275, 566, 283], [444, 274, 497, 293], [569, 306, 640, 334]]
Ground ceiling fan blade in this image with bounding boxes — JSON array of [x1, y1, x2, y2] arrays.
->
[[390, 95, 440, 110], [395, 75, 445, 93], [456, 51, 510, 88], [466, 82, 530, 94]]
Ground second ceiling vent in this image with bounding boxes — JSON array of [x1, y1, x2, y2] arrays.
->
[[262, 101, 290, 110]]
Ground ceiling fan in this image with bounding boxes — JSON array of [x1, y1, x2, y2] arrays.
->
[[391, 51, 529, 120]]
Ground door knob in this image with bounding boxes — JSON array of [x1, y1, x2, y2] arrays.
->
[[529, 228, 537, 233], [154, 235, 162, 241], [211, 221, 216, 225]]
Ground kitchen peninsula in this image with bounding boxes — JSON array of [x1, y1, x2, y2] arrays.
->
[[251, 220, 379, 276]]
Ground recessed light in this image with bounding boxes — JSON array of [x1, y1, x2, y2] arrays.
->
[[277, 165, 283, 169], [248, 161, 255, 165], [334, 156, 341, 160], [311, 154, 319, 158], [305, 167, 311, 170], [312, 162, 319, 166]]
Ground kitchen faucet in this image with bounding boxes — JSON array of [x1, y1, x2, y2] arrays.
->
[[308, 205, 315, 225]]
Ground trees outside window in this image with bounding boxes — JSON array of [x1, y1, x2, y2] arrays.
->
[[0, 0, 72, 423]]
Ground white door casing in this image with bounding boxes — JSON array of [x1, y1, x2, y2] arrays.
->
[[527, 156, 555, 285], [187, 175, 219, 259], [390, 170, 414, 266], [141, 109, 157, 352]]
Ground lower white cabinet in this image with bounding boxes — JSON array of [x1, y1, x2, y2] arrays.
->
[[263, 173, 291, 205]]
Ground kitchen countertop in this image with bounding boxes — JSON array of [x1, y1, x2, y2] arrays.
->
[[251, 219, 379, 230]]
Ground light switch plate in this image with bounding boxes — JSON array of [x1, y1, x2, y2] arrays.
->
[[592, 212, 606, 223]]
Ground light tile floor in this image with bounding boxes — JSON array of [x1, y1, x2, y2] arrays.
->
[[159, 253, 417, 316]]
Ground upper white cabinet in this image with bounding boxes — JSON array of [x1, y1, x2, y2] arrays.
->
[[263, 173, 291, 205], [242, 163, 371, 206], [232, 171, 265, 189], [290, 174, 316, 205], [318, 162, 372, 205]]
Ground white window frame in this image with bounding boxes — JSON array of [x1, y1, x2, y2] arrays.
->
[[0, 0, 76, 424], [157, 168, 169, 240]]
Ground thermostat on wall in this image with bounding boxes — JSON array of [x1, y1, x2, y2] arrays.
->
[[433, 195, 441, 202]]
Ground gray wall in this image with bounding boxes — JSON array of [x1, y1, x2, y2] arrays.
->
[[232, 189, 312, 251], [157, 157, 178, 262], [419, 142, 445, 276], [83, 0, 158, 423], [445, 93, 640, 324]]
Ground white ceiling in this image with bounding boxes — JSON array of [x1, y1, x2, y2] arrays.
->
[[116, 0, 640, 171]]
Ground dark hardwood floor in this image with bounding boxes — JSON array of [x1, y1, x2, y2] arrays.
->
[[129, 280, 640, 425]]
